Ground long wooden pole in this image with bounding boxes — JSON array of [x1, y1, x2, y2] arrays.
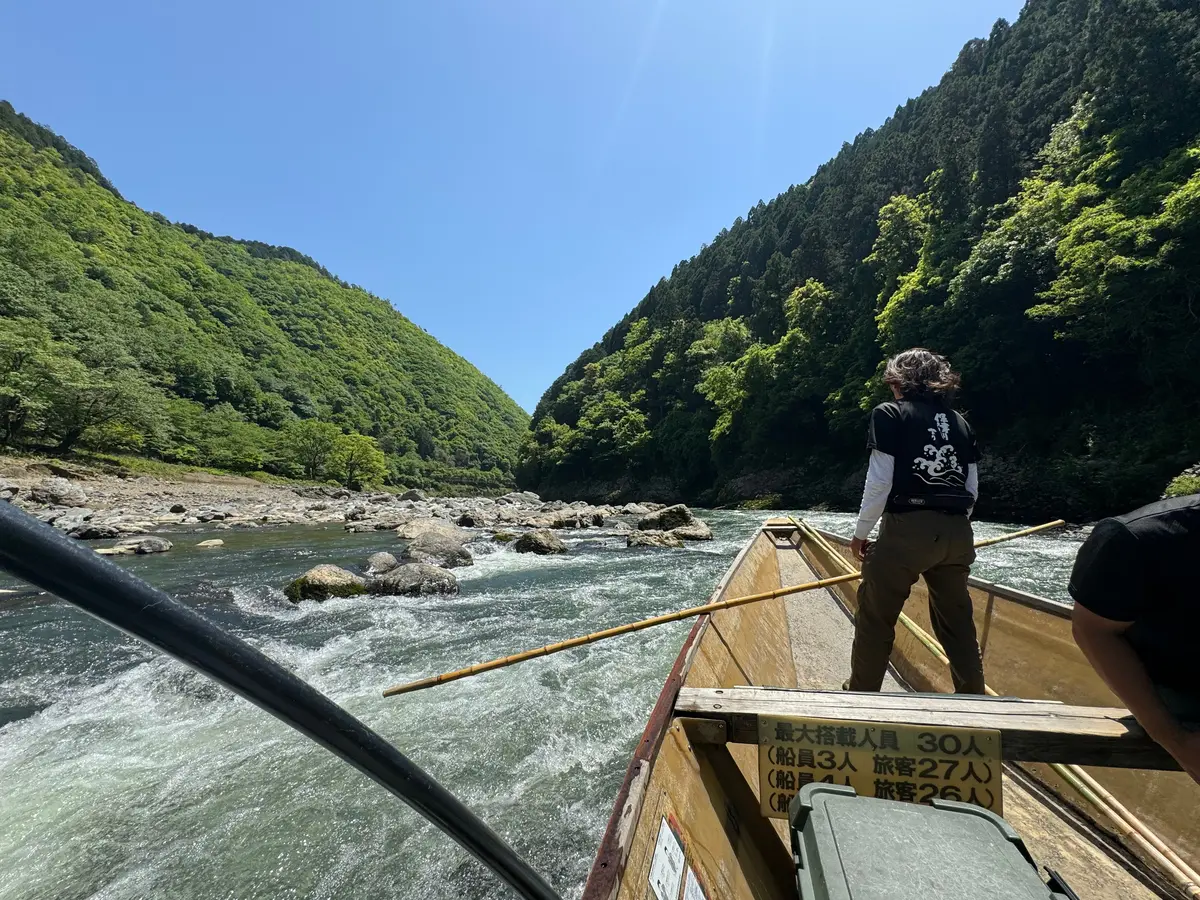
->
[[972, 519, 1068, 547], [381, 571, 862, 697], [796, 520, 1200, 898], [384, 519, 1064, 698]]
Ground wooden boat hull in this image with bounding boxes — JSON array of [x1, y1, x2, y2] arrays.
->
[[583, 520, 1198, 900]]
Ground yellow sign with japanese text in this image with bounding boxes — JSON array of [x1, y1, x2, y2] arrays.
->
[[758, 715, 1002, 819]]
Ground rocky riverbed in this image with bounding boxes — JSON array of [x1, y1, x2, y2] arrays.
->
[[0, 458, 715, 585]]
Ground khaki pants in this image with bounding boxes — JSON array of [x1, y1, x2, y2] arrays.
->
[[848, 510, 985, 694]]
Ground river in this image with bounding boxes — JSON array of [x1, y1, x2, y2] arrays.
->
[[0, 510, 1084, 900]]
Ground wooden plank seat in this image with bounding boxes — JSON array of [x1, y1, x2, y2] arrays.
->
[[675, 687, 1182, 770]]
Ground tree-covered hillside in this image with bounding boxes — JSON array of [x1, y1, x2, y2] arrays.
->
[[521, 0, 1200, 520], [0, 101, 528, 491]]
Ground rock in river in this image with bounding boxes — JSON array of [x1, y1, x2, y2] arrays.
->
[[394, 518, 468, 541], [368, 563, 458, 596], [197, 539, 225, 548], [117, 536, 173, 554], [365, 551, 400, 575], [513, 529, 567, 555], [284, 565, 367, 602], [671, 521, 713, 541], [637, 503, 696, 532], [400, 530, 473, 568], [627, 530, 684, 549], [98, 536, 174, 556], [74, 522, 122, 540]]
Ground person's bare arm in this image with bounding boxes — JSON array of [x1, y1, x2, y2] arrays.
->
[[1072, 603, 1200, 782]]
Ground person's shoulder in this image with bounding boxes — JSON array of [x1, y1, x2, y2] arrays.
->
[[1114, 494, 1200, 536], [871, 401, 901, 418], [1082, 516, 1135, 549]]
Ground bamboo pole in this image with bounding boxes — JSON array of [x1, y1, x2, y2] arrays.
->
[[385, 519, 1065, 699], [973, 519, 1067, 547], [795, 521, 1200, 897], [381, 570, 862, 697]]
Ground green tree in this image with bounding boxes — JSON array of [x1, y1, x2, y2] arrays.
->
[[40, 360, 161, 453], [284, 419, 342, 479], [0, 317, 58, 446], [329, 433, 388, 490]]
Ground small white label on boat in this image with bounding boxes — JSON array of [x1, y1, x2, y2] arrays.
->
[[648, 817, 686, 900], [683, 867, 708, 900]]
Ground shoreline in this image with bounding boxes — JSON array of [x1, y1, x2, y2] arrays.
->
[[0, 455, 667, 546]]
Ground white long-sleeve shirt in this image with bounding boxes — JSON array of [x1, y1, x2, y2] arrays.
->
[[853, 450, 978, 540]]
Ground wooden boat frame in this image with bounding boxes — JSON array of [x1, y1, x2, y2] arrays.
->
[[582, 520, 1199, 900]]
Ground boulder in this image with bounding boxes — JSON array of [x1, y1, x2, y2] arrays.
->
[[327, 488, 352, 500], [671, 521, 713, 541], [29, 478, 88, 508], [0, 481, 19, 502], [609, 520, 633, 534], [394, 519, 469, 541], [365, 551, 400, 575], [591, 513, 604, 527], [554, 513, 589, 529], [456, 511, 495, 528], [284, 565, 367, 602], [493, 530, 517, 543], [513, 529, 567, 555], [72, 522, 122, 540], [112, 536, 173, 555], [52, 508, 95, 533], [621, 503, 650, 516], [627, 530, 684, 549], [638, 504, 696, 532], [399, 489, 427, 502], [368, 563, 458, 596], [197, 539, 225, 548], [170, 503, 187, 514], [400, 530, 473, 568], [498, 490, 540, 505]]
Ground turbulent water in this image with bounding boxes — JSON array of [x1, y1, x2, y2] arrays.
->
[[0, 510, 1085, 900]]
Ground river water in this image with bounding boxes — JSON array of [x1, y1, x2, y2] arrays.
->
[[0, 510, 1084, 900]]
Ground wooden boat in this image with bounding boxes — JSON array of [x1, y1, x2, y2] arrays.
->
[[581, 518, 1200, 900]]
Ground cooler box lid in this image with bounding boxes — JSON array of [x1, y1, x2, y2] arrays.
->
[[788, 783, 1067, 900]]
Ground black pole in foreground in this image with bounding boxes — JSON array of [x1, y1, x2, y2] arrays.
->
[[0, 502, 562, 900]]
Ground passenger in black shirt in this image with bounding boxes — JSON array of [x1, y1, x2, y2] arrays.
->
[[1070, 494, 1200, 783]]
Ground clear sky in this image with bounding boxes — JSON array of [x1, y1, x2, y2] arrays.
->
[[1, 0, 1024, 412]]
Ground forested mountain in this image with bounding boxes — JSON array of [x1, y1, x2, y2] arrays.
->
[[0, 101, 528, 491], [521, 0, 1200, 520]]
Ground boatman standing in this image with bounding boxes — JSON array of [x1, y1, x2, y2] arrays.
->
[[1069, 494, 1200, 784], [846, 348, 985, 694]]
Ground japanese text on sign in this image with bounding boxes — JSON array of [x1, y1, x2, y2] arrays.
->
[[758, 715, 1002, 819]]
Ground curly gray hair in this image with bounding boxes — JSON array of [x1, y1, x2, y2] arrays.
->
[[884, 348, 961, 398]]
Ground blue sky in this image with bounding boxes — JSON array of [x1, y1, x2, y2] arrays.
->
[[1, 0, 1024, 412]]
